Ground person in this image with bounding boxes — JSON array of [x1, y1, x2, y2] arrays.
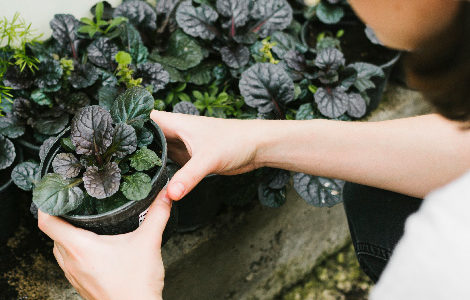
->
[[38, 0, 470, 299]]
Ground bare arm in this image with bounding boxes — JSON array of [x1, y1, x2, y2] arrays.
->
[[151, 111, 470, 200], [256, 114, 470, 198]]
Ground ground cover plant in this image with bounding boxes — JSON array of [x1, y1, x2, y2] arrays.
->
[[1, 0, 397, 214], [30, 87, 163, 216]]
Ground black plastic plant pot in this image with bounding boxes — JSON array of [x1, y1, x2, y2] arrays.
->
[[366, 52, 401, 113], [0, 146, 23, 243], [173, 165, 257, 233], [301, 18, 401, 114], [175, 174, 222, 232], [40, 121, 177, 244]]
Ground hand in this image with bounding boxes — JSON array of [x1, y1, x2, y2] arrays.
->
[[37, 189, 172, 300], [151, 110, 264, 200]]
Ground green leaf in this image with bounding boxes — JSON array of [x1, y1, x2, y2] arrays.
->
[[349, 62, 385, 92], [136, 126, 153, 147], [68, 194, 96, 216], [135, 62, 170, 92], [0, 113, 25, 139], [115, 51, 132, 66], [12, 161, 41, 191], [250, 0, 293, 38], [113, 0, 157, 30], [216, 0, 249, 28], [111, 87, 154, 129], [129, 147, 162, 171], [98, 85, 120, 111], [95, 2, 104, 21], [95, 192, 130, 214], [87, 38, 119, 70], [61, 137, 76, 152], [296, 103, 318, 120], [52, 153, 82, 178], [109, 123, 137, 158], [31, 89, 53, 106], [271, 31, 298, 59], [83, 162, 121, 199], [314, 87, 348, 118], [64, 92, 91, 114], [120, 24, 148, 65], [187, 62, 216, 85], [258, 168, 290, 207], [71, 106, 114, 156], [33, 112, 69, 135], [0, 136, 15, 170], [176, 1, 219, 40], [316, 2, 344, 25], [121, 172, 152, 201], [39, 137, 57, 162], [149, 30, 204, 71], [34, 59, 63, 90], [293, 173, 344, 207], [69, 63, 100, 89], [33, 174, 84, 216], [239, 63, 295, 114], [172, 101, 200, 115], [220, 46, 250, 69], [347, 93, 367, 118]]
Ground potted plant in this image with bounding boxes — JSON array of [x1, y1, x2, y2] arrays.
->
[[29, 87, 176, 240]]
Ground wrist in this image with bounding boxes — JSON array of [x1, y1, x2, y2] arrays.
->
[[251, 119, 287, 169]]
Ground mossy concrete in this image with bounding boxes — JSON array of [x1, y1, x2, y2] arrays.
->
[[0, 84, 432, 299]]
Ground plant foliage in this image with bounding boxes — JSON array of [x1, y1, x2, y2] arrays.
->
[[32, 87, 163, 216]]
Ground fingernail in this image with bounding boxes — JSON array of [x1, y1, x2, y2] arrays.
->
[[172, 182, 185, 199], [161, 192, 171, 205]]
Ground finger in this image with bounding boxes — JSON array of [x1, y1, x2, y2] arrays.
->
[[38, 210, 94, 246], [137, 188, 172, 243], [150, 110, 183, 140], [167, 156, 211, 200]]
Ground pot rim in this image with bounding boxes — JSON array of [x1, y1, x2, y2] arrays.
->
[[40, 119, 168, 221]]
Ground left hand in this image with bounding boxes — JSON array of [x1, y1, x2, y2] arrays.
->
[[37, 189, 172, 300]]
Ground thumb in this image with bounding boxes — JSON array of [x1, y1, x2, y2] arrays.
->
[[137, 188, 172, 243], [167, 156, 211, 200]]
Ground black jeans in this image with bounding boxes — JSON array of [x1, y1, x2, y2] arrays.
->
[[343, 182, 423, 283]]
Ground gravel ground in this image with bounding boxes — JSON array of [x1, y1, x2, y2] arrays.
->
[[279, 242, 373, 300]]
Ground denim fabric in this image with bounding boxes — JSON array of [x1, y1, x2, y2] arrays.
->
[[342, 182, 423, 283]]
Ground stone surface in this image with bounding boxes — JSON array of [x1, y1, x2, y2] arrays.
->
[[0, 84, 433, 299], [281, 242, 373, 300]]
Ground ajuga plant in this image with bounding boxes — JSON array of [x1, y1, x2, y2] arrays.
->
[[302, 0, 348, 25], [31, 87, 162, 216], [2, 0, 396, 212]]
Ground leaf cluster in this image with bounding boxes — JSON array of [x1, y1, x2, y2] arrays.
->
[[78, 2, 128, 38], [32, 87, 163, 216], [1, 0, 395, 212]]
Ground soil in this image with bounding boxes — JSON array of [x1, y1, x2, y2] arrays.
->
[[279, 242, 374, 300], [0, 194, 70, 300]]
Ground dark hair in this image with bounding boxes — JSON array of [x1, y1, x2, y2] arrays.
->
[[404, 2, 470, 123]]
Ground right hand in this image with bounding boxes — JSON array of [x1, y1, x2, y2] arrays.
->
[[151, 110, 264, 201]]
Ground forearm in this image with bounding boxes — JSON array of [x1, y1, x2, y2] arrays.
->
[[255, 114, 470, 198]]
